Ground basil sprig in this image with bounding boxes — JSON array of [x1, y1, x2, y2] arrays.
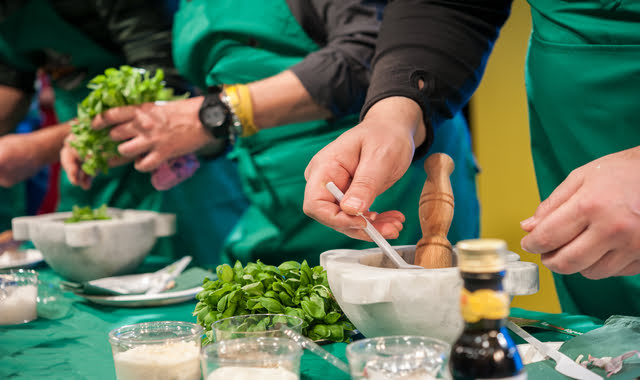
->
[[70, 65, 186, 176], [194, 260, 355, 345], [64, 204, 111, 223]]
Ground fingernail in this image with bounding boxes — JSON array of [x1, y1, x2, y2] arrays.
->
[[520, 216, 535, 228], [343, 197, 363, 211]]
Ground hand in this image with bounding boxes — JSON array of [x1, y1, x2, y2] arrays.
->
[[303, 96, 426, 241], [60, 134, 97, 190], [0, 134, 42, 187], [520, 146, 640, 279], [91, 97, 221, 172]]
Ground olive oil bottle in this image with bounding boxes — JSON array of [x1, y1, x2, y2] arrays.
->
[[450, 239, 526, 380]]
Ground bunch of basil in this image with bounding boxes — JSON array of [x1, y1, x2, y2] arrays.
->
[[70, 65, 185, 176], [194, 260, 355, 345], [64, 204, 111, 223]]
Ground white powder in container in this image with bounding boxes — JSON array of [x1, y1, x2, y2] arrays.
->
[[206, 366, 299, 380], [113, 341, 201, 380], [0, 284, 38, 325]]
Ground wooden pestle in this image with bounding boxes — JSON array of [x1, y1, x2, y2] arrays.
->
[[414, 153, 455, 268]]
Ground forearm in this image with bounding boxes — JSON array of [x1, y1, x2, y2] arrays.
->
[[31, 123, 72, 165], [247, 70, 332, 129]]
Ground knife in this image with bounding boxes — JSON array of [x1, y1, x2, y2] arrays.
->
[[145, 255, 192, 295], [505, 320, 602, 380]]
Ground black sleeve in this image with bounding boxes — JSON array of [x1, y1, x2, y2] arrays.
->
[[94, 0, 188, 93], [0, 60, 35, 94], [288, 0, 386, 118], [362, 0, 512, 157]]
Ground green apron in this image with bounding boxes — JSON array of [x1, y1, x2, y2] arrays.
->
[[526, 0, 640, 319], [0, 0, 248, 263], [173, 0, 479, 266]]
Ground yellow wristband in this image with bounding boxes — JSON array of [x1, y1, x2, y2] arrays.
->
[[224, 84, 259, 138]]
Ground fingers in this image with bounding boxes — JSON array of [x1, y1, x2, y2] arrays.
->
[[60, 137, 94, 189], [109, 121, 139, 141], [134, 151, 163, 172], [60, 143, 80, 186], [521, 169, 584, 231], [615, 260, 640, 277], [118, 137, 152, 158], [521, 194, 588, 254], [539, 224, 609, 275], [580, 249, 635, 280], [92, 105, 138, 129]]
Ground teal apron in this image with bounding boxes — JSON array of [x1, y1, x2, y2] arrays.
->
[[0, 0, 248, 263], [173, 0, 479, 266], [526, 0, 640, 319]]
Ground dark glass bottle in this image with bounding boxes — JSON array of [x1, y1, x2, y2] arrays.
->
[[450, 239, 526, 380]]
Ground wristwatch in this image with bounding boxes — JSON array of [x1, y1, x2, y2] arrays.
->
[[198, 86, 240, 141]]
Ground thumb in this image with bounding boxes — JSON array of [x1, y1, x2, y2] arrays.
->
[[341, 166, 388, 216]]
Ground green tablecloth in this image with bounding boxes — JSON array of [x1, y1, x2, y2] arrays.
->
[[0, 257, 626, 380]]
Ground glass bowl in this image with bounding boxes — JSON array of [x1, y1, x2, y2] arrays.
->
[[346, 335, 451, 379], [202, 336, 302, 380], [108, 321, 203, 380]]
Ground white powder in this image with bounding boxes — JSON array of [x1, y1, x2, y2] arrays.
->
[[113, 341, 201, 380], [0, 284, 37, 325], [206, 366, 298, 380]]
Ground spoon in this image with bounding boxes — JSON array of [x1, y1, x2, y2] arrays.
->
[[282, 328, 350, 374], [325, 182, 423, 269]]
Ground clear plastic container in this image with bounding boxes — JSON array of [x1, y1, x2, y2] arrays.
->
[[202, 337, 302, 380], [108, 321, 203, 380], [211, 314, 303, 341], [0, 269, 38, 325], [346, 336, 451, 380]]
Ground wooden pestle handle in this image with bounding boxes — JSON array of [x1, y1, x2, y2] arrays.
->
[[414, 153, 455, 268]]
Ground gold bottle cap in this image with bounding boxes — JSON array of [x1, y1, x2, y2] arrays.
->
[[455, 238, 507, 273]]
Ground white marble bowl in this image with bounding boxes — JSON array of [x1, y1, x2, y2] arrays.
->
[[320, 245, 539, 344], [12, 209, 175, 282]]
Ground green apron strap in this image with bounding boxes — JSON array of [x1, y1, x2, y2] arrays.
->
[[526, 0, 640, 319]]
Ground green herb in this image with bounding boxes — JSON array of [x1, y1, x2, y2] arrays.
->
[[64, 204, 111, 223], [194, 260, 355, 345], [70, 65, 187, 176]]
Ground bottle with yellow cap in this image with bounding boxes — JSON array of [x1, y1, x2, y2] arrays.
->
[[449, 238, 526, 380]]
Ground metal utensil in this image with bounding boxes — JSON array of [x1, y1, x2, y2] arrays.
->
[[325, 182, 423, 269], [282, 328, 350, 374], [145, 256, 192, 294], [505, 320, 602, 380]]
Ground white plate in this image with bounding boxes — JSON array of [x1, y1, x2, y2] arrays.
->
[[0, 249, 44, 270], [517, 341, 564, 364], [74, 286, 203, 307]]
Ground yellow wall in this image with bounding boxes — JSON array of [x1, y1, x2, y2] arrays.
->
[[470, 2, 561, 312]]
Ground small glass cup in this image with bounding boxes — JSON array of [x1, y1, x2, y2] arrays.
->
[[0, 269, 38, 325], [346, 336, 451, 380], [108, 321, 203, 380], [202, 337, 302, 380], [211, 314, 304, 341]]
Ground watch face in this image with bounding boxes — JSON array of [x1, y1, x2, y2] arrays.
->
[[202, 105, 228, 128]]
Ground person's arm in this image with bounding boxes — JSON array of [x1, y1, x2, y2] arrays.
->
[[302, 0, 512, 240], [95, 0, 187, 92], [364, 0, 512, 156], [0, 123, 70, 187], [247, 0, 384, 129]]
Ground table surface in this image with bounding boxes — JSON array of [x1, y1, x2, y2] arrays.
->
[[0, 258, 606, 380]]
